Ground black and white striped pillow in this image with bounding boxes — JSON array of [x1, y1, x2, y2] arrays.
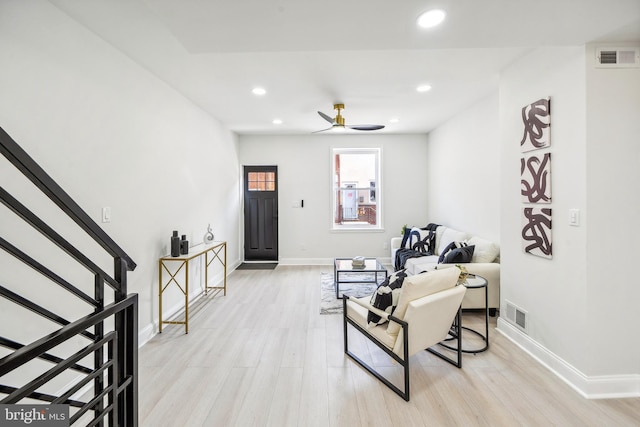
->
[[367, 269, 407, 327], [438, 241, 475, 264]]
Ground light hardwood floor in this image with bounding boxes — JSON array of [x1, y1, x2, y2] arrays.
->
[[139, 265, 640, 426]]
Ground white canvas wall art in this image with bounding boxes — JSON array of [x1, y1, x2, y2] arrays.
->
[[520, 97, 551, 152], [521, 153, 551, 203], [522, 207, 552, 259]]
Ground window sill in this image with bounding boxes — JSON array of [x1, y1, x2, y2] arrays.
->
[[330, 227, 385, 233]]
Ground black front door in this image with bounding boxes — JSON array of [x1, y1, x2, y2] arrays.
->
[[243, 166, 278, 261]]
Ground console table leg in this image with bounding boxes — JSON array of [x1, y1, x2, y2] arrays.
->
[[158, 259, 163, 333], [184, 260, 189, 334]]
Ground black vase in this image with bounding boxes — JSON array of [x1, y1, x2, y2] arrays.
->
[[180, 235, 189, 255], [171, 231, 180, 257]]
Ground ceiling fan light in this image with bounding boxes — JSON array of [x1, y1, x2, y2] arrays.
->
[[390, 117, 399, 123], [417, 9, 445, 28]]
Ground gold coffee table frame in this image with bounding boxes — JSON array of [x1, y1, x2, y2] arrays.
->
[[158, 241, 227, 334]]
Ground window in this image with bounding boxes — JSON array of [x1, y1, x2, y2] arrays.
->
[[247, 171, 276, 191], [332, 148, 381, 229]]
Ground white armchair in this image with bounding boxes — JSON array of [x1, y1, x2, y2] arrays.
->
[[343, 267, 466, 401]]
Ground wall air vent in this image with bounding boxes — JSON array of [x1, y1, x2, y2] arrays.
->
[[505, 300, 528, 333], [596, 47, 640, 68]]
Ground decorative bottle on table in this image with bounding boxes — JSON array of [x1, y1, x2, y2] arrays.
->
[[180, 235, 189, 255], [203, 223, 214, 244], [171, 231, 180, 257]]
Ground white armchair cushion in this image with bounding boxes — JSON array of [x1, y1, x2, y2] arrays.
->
[[346, 296, 397, 350], [392, 285, 466, 357], [386, 267, 460, 338]]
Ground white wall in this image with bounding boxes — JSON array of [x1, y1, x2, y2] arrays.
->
[[497, 45, 640, 397], [238, 134, 429, 264], [585, 43, 640, 377], [429, 45, 640, 396], [425, 93, 501, 242], [0, 2, 241, 345]]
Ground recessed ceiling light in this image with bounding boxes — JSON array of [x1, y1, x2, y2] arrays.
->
[[390, 118, 400, 123], [417, 9, 446, 28], [252, 87, 266, 96], [272, 119, 283, 125], [416, 84, 432, 93]]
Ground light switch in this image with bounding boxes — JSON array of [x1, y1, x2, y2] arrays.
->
[[569, 209, 580, 226], [102, 207, 111, 223], [292, 200, 301, 208]]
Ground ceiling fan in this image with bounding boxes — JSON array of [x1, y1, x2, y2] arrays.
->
[[314, 103, 385, 133]]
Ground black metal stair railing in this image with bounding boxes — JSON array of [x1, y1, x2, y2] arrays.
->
[[0, 125, 138, 426]]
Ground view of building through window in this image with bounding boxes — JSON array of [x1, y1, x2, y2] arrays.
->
[[247, 171, 276, 191], [332, 148, 380, 228]]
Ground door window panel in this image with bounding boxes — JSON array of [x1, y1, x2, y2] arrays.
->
[[248, 172, 276, 191]]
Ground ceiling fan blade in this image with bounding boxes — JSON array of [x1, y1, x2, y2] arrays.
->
[[312, 126, 334, 133], [347, 124, 385, 131], [318, 111, 335, 124]]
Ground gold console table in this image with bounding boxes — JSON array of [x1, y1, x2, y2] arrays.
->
[[158, 241, 226, 333]]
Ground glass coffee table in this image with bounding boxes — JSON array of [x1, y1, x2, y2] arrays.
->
[[333, 257, 388, 299]]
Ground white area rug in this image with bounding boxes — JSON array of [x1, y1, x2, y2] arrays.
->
[[319, 272, 384, 315]]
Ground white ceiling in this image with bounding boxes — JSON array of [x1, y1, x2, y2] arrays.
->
[[51, 0, 640, 135]]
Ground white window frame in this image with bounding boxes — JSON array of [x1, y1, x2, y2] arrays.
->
[[331, 147, 383, 231]]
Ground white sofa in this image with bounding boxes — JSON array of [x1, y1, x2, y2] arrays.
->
[[391, 225, 500, 315]]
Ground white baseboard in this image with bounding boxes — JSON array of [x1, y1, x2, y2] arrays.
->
[[138, 322, 156, 347], [140, 272, 227, 345], [278, 258, 332, 265], [496, 318, 640, 399], [277, 257, 393, 266]]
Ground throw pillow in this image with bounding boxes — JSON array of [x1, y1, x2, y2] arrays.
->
[[403, 227, 436, 254], [438, 241, 470, 263], [411, 229, 436, 254], [367, 269, 407, 327], [442, 245, 475, 264], [467, 236, 500, 263], [386, 267, 460, 337], [437, 228, 471, 255]]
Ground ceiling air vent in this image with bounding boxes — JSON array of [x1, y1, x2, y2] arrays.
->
[[596, 47, 640, 68]]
